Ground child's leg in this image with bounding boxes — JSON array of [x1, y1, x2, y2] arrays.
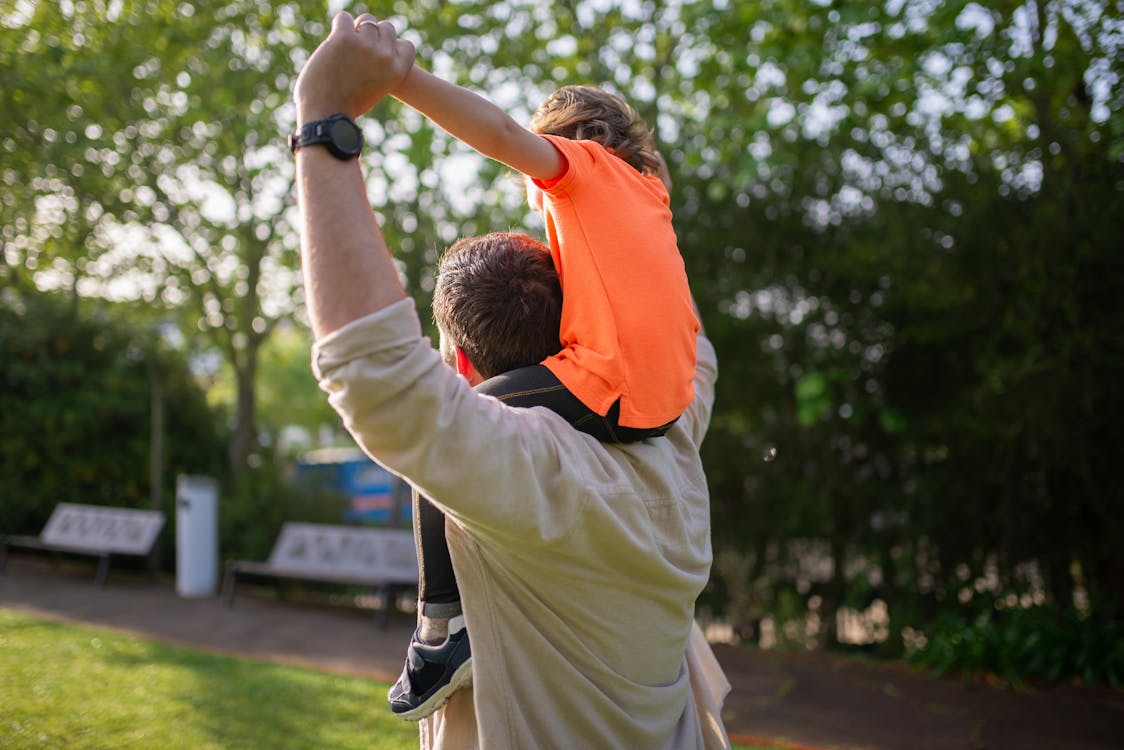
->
[[413, 490, 462, 638], [478, 364, 676, 443], [388, 489, 472, 720]]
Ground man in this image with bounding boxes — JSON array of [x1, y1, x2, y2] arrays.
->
[[292, 12, 728, 749]]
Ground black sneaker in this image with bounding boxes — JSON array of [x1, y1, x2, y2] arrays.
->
[[387, 626, 473, 721]]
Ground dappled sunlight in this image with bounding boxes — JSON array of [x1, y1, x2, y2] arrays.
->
[[0, 610, 416, 749], [2, 0, 1120, 700]]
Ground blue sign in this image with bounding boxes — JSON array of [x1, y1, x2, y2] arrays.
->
[[295, 448, 411, 527]]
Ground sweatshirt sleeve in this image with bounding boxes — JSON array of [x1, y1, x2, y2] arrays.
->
[[679, 332, 718, 451]]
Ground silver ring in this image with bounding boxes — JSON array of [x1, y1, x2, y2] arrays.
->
[[357, 19, 379, 29]]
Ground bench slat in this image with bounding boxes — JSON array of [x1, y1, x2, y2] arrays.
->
[[221, 522, 419, 623], [1, 503, 165, 585], [41, 502, 164, 555]]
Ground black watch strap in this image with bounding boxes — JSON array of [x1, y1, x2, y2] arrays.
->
[[288, 114, 363, 160]]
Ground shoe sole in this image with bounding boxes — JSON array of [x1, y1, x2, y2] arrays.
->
[[394, 657, 474, 722]]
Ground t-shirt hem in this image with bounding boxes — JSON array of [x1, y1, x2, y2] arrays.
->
[[542, 355, 692, 428]]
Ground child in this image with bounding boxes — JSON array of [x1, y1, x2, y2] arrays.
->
[[385, 59, 699, 720]]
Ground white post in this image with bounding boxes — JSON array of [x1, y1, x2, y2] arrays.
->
[[175, 475, 219, 597]]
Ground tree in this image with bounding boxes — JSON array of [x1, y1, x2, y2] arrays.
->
[[5, 0, 1121, 679], [370, 0, 1122, 662], [1, 0, 327, 476], [209, 322, 341, 454]]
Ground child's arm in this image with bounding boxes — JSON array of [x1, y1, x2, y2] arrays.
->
[[393, 66, 564, 182]]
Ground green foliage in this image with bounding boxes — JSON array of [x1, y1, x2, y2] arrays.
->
[[3, 0, 1122, 686], [211, 323, 340, 455], [910, 604, 1124, 688], [218, 451, 349, 564], [0, 0, 330, 476], [0, 288, 220, 536], [675, 0, 1124, 682]]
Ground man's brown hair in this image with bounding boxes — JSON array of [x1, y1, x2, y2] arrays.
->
[[529, 85, 661, 175], [433, 232, 563, 379]]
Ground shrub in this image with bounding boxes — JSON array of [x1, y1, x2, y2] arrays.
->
[[908, 602, 1124, 688], [217, 451, 350, 564], [0, 290, 220, 538]]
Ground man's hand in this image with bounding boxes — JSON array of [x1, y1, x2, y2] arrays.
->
[[294, 12, 415, 125]]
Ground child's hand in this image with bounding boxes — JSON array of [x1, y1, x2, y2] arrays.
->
[[294, 12, 415, 123]]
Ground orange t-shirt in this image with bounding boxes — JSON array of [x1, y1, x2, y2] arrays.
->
[[533, 135, 698, 429]]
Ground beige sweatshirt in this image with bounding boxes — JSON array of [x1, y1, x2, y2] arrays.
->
[[313, 298, 728, 750]]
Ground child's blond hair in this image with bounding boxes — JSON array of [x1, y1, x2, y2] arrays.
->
[[529, 85, 661, 176]]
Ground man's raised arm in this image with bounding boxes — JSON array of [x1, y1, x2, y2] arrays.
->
[[293, 12, 415, 339]]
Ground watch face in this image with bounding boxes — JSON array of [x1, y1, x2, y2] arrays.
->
[[330, 118, 362, 156]]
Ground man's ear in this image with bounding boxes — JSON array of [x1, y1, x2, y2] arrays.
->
[[454, 345, 473, 379], [454, 346, 487, 386]]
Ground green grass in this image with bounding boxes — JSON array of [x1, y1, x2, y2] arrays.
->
[[0, 609, 416, 749], [0, 608, 770, 749]]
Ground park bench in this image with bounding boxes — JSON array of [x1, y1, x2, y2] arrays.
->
[[0, 502, 165, 585], [221, 522, 418, 625]]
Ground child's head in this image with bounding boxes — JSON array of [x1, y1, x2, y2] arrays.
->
[[529, 85, 661, 176]]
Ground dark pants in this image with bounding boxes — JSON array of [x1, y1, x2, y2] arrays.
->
[[415, 365, 675, 611]]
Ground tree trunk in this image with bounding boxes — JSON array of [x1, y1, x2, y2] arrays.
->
[[148, 354, 165, 570], [820, 529, 847, 649], [227, 355, 258, 478]]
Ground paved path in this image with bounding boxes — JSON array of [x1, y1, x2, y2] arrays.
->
[[2, 555, 1122, 749]]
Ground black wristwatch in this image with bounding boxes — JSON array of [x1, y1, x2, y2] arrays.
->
[[288, 114, 363, 160]]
